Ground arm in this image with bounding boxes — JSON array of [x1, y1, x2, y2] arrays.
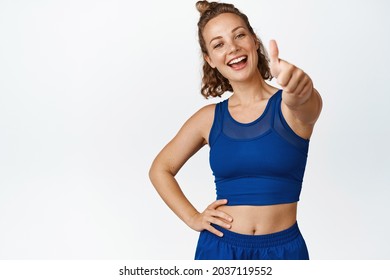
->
[[269, 40, 323, 139], [149, 105, 232, 236]]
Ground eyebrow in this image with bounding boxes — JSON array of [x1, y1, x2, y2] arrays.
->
[[209, 26, 246, 45]]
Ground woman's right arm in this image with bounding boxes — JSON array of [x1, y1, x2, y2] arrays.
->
[[148, 104, 232, 236]]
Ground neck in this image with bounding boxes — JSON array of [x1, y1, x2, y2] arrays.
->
[[229, 71, 275, 106]]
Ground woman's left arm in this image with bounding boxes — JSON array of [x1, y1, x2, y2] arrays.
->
[[269, 40, 322, 139]]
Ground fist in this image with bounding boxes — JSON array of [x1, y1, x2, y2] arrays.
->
[[269, 40, 313, 98]]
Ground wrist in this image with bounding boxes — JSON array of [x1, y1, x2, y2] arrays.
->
[[185, 211, 200, 228]]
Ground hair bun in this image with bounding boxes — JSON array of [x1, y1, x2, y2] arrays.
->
[[196, 1, 212, 15]]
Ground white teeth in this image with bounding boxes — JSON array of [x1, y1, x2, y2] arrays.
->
[[228, 56, 246, 65]]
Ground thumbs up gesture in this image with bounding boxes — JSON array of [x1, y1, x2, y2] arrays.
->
[[269, 40, 313, 106]]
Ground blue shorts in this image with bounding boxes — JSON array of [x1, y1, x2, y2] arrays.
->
[[194, 222, 309, 260]]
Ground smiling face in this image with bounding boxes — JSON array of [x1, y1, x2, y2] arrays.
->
[[202, 13, 260, 85]]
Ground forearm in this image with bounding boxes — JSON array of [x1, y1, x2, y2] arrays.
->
[[283, 87, 322, 125], [149, 168, 199, 227]]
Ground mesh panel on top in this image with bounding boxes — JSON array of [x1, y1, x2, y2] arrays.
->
[[273, 98, 309, 152], [221, 94, 275, 140]]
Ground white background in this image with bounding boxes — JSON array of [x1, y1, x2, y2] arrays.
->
[[0, 0, 389, 260]]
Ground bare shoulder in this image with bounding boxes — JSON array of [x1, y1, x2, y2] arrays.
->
[[192, 103, 216, 125], [183, 103, 216, 145]]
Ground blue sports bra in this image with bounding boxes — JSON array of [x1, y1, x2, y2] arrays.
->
[[209, 90, 309, 206]]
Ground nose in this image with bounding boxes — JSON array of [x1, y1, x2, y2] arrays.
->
[[227, 40, 240, 54]]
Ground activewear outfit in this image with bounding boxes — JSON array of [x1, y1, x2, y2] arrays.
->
[[195, 89, 310, 260]]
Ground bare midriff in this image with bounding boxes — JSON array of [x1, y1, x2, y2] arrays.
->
[[217, 202, 298, 235]]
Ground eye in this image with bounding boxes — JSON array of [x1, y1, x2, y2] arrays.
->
[[235, 33, 245, 39], [213, 42, 223, 49]]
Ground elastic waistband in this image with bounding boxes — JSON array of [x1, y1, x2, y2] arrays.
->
[[212, 222, 301, 248]]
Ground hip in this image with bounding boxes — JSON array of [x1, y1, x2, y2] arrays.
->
[[195, 221, 309, 260]]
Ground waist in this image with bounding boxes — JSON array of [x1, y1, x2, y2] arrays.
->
[[216, 202, 297, 235]]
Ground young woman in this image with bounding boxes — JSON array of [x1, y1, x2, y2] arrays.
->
[[149, 1, 322, 260]]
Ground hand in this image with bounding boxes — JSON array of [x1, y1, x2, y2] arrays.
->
[[188, 199, 233, 237], [269, 40, 313, 101]]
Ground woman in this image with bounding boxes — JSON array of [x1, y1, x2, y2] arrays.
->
[[149, 0, 322, 260]]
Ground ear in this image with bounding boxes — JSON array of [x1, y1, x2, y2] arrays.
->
[[254, 36, 260, 50], [204, 54, 216, 68]]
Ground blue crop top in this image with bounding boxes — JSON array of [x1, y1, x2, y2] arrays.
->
[[209, 89, 309, 206]]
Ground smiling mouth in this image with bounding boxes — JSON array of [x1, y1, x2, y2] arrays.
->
[[227, 56, 248, 69]]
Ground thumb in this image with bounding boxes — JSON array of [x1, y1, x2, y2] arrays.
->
[[269, 39, 280, 77]]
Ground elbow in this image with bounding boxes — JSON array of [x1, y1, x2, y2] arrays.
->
[[148, 158, 174, 187], [148, 160, 158, 185]]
